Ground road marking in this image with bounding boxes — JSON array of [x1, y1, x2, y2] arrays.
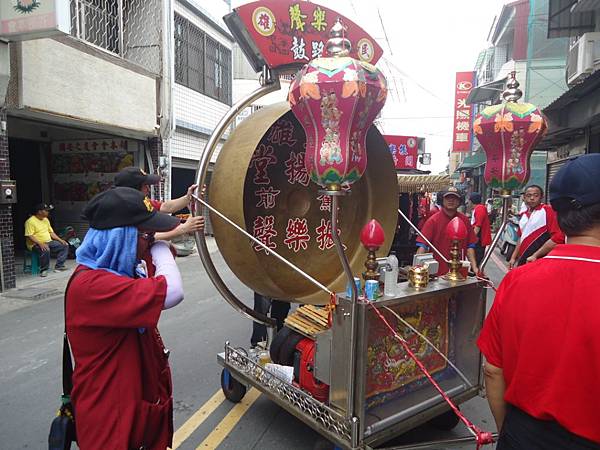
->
[[171, 389, 226, 449], [490, 251, 508, 274], [196, 388, 262, 449]]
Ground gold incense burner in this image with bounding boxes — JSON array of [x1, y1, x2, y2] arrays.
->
[[408, 265, 429, 289]]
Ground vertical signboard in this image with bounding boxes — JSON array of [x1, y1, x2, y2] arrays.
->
[[452, 72, 475, 152], [384, 135, 419, 170], [0, 0, 70, 41]]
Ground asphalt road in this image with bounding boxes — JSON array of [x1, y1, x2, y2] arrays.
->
[[0, 244, 509, 450]]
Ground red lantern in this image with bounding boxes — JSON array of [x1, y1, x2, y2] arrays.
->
[[446, 217, 468, 241], [473, 72, 547, 193], [360, 219, 385, 249], [288, 19, 387, 191]]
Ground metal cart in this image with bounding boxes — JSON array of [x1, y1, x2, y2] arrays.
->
[[217, 277, 488, 450]]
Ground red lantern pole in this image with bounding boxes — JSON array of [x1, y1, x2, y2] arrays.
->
[[289, 19, 388, 427]]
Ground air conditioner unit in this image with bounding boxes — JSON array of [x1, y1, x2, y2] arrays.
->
[[567, 32, 600, 86]]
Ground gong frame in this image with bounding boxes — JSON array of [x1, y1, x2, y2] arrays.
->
[[193, 66, 281, 329]]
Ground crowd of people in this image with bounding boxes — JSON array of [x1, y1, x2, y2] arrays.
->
[[414, 159, 600, 448], [25, 155, 599, 448]]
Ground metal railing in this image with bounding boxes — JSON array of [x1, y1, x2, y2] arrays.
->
[[70, 0, 162, 74]]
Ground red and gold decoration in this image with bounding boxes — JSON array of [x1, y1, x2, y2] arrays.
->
[[366, 296, 451, 409], [473, 71, 547, 194], [288, 19, 387, 191], [444, 217, 468, 282], [361, 219, 385, 281]]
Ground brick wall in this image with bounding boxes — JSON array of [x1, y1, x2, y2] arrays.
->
[[0, 109, 16, 290], [147, 137, 165, 202]]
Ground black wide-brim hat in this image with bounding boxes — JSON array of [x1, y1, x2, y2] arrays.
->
[[114, 166, 161, 189], [82, 187, 180, 231]]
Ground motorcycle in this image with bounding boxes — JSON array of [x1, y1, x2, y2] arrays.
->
[[499, 215, 520, 261], [57, 226, 82, 259]]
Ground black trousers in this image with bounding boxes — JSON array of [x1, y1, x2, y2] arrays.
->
[[474, 243, 486, 266], [497, 406, 600, 450], [250, 293, 290, 346]]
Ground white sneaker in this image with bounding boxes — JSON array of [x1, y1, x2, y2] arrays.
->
[[40, 270, 48, 278]]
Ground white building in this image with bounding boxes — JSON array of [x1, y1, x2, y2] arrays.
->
[[0, 0, 172, 288], [166, 0, 233, 201]]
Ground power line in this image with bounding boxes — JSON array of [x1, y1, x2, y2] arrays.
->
[[382, 57, 447, 105], [377, 7, 393, 57]]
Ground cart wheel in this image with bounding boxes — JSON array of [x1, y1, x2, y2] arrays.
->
[[221, 368, 247, 403], [278, 331, 305, 366], [269, 326, 292, 364], [428, 409, 460, 430]]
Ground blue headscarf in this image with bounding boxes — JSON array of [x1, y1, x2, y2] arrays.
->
[[75, 226, 138, 277]]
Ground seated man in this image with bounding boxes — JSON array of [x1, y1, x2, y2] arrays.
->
[[25, 203, 69, 277]]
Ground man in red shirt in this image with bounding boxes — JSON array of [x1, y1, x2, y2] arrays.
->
[[469, 192, 492, 265], [478, 153, 600, 448], [416, 188, 479, 275], [114, 167, 204, 240], [508, 185, 564, 268], [417, 194, 440, 230], [67, 187, 184, 449]]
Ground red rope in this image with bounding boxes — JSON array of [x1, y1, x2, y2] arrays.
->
[[476, 274, 497, 292], [369, 303, 494, 449]]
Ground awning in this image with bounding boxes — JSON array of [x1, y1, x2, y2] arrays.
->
[[457, 151, 487, 170], [548, 0, 595, 38], [570, 0, 600, 14], [541, 69, 600, 149], [466, 77, 507, 105], [396, 174, 451, 193]]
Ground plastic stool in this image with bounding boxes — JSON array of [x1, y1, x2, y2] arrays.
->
[[23, 249, 40, 276]]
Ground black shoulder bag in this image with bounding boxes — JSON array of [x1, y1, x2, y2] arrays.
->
[[48, 270, 87, 450]]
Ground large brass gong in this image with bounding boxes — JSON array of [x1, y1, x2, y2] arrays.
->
[[210, 102, 398, 305]]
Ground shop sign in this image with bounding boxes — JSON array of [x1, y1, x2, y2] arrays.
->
[[54, 139, 131, 153], [452, 71, 475, 152], [384, 135, 419, 170], [226, 0, 382, 73], [0, 0, 70, 41], [51, 139, 137, 203]]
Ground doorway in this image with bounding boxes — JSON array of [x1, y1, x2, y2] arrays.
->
[[9, 138, 46, 253]]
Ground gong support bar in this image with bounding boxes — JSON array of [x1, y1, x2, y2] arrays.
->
[[479, 195, 510, 273], [330, 193, 359, 424], [193, 67, 281, 328]]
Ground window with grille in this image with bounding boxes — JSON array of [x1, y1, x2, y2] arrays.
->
[[71, 0, 120, 54], [69, 0, 161, 74], [174, 14, 232, 105]]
